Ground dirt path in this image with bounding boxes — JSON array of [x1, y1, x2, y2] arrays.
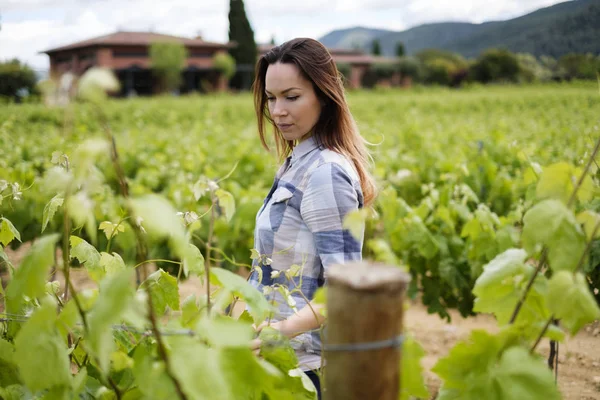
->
[[2, 242, 599, 399]]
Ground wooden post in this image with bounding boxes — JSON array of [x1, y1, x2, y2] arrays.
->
[[324, 261, 410, 400]]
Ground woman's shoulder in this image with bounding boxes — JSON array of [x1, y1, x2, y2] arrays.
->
[[308, 147, 360, 183]]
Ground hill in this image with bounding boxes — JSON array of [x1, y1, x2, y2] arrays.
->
[[319, 0, 600, 58]]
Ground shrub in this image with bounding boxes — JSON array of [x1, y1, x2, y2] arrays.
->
[[0, 59, 39, 101], [213, 52, 236, 80], [470, 49, 521, 83]]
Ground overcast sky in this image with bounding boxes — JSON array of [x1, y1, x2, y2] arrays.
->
[[1, 0, 567, 70]]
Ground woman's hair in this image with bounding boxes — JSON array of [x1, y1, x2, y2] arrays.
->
[[252, 37, 378, 206]]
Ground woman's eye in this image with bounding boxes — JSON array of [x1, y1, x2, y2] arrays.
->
[[267, 97, 275, 102], [287, 96, 299, 101]]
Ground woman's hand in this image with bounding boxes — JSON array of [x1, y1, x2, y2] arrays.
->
[[249, 320, 293, 356]]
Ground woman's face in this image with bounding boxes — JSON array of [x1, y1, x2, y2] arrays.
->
[[265, 62, 322, 142]]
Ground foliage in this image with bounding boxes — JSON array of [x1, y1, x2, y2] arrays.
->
[[396, 57, 421, 80], [469, 49, 521, 83], [415, 49, 469, 86], [557, 53, 600, 80], [371, 39, 382, 56], [395, 42, 405, 58], [149, 41, 188, 93], [1, 82, 599, 400], [228, 0, 257, 89], [516, 53, 553, 82], [0, 59, 38, 102], [213, 52, 237, 80]]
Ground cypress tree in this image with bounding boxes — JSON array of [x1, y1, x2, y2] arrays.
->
[[372, 39, 382, 56], [228, 0, 257, 89], [395, 42, 405, 57]]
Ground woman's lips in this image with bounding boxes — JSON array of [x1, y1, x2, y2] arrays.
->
[[277, 123, 293, 131]]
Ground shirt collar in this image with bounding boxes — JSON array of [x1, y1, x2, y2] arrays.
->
[[291, 135, 319, 163]]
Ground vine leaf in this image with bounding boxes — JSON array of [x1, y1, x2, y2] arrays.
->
[[547, 271, 600, 335], [522, 199, 586, 272]]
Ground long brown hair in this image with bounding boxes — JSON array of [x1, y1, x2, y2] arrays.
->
[[252, 38, 377, 206]]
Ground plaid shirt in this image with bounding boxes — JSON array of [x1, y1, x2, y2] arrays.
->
[[249, 135, 364, 370]]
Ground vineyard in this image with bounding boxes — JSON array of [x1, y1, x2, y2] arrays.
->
[[0, 81, 599, 399]]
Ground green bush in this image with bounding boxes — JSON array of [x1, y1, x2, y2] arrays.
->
[[396, 57, 421, 80], [470, 49, 521, 83], [558, 53, 600, 80], [0, 59, 39, 101], [213, 52, 236, 80]]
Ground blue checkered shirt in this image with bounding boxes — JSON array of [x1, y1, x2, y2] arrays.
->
[[249, 135, 364, 370]]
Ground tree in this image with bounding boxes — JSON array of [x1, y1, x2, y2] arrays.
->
[[395, 42, 405, 58], [149, 41, 188, 93], [228, 0, 257, 89], [469, 49, 521, 83], [270, 35, 276, 46], [213, 52, 236, 81], [0, 59, 38, 101], [372, 39, 382, 56]]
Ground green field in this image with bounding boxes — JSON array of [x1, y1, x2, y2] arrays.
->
[[0, 82, 599, 399]]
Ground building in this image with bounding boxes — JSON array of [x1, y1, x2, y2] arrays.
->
[[40, 31, 234, 96], [40, 32, 398, 96], [258, 45, 397, 89]]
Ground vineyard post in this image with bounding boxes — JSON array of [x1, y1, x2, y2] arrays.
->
[[324, 262, 410, 400]]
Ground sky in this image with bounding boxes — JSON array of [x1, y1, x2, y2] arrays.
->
[[0, 0, 567, 70]]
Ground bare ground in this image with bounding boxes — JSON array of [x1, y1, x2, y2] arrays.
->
[[2, 241, 600, 399]]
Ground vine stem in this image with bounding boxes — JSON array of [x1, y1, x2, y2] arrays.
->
[[510, 135, 600, 324], [96, 106, 148, 284], [205, 192, 216, 314], [145, 286, 189, 400], [95, 105, 184, 399], [530, 219, 600, 353]]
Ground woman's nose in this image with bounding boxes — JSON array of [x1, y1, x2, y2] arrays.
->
[[271, 101, 287, 117]]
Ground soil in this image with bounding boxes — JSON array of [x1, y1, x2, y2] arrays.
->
[[2, 241, 599, 399]]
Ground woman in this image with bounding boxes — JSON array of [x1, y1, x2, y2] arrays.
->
[[249, 38, 377, 398]]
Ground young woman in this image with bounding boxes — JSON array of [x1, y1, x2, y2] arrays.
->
[[249, 38, 377, 398]]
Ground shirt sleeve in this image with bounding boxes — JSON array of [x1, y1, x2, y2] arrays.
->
[[300, 162, 364, 278]]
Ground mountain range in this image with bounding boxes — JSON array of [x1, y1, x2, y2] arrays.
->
[[319, 0, 600, 59]]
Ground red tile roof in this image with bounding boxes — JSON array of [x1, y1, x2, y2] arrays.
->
[[41, 31, 233, 54]]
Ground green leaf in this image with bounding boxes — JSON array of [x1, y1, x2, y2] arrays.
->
[[42, 194, 64, 233], [181, 295, 201, 327], [168, 336, 232, 399], [87, 269, 135, 375], [536, 162, 572, 204], [547, 271, 600, 335], [491, 347, 561, 400], [0, 338, 19, 387], [434, 332, 561, 400], [6, 234, 59, 318], [366, 238, 399, 265], [110, 350, 134, 372], [99, 220, 125, 240], [132, 341, 178, 400], [182, 243, 204, 277], [210, 267, 270, 324], [99, 251, 126, 275], [473, 249, 550, 325], [400, 335, 429, 400], [70, 236, 103, 282], [139, 269, 180, 315], [259, 327, 298, 372], [196, 315, 254, 347], [215, 189, 235, 222], [66, 191, 97, 244], [343, 209, 366, 241], [522, 199, 586, 272], [577, 210, 600, 240], [0, 218, 21, 246], [14, 298, 72, 392]]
